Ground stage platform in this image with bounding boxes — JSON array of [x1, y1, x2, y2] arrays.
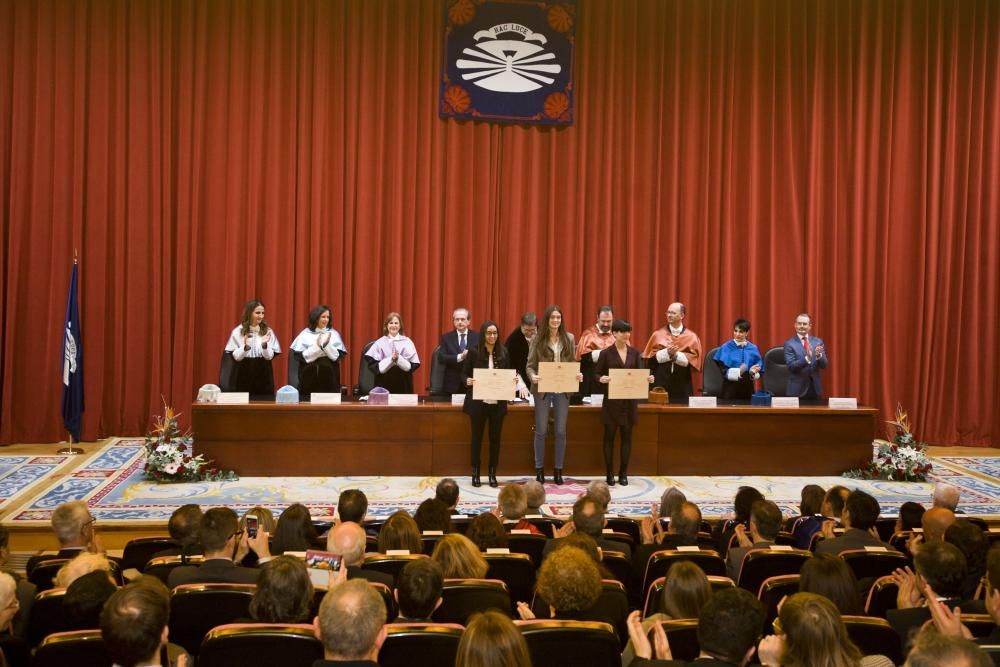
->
[[192, 401, 877, 477]]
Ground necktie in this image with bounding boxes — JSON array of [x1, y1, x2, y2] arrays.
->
[[460, 333, 466, 352], [803, 336, 811, 362]]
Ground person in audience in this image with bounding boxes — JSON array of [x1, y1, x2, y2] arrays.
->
[[63, 568, 117, 628], [272, 503, 320, 554], [932, 483, 961, 512], [167, 507, 269, 586], [635, 501, 703, 575], [456, 610, 532, 667], [816, 490, 894, 554], [0, 573, 20, 636], [658, 486, 687, 518], [498, 484, 542, 535], [504, 311, 537, 388], [905, 631, 990, 667], [435, 478, 461, 514], [523, 479, 549, 516], [289, 304, 347, 400], [461, 319, 528, 487], [790, 484, 827, 549], [544, 495, 631, 560], [896, 501, 927, 533], [518, 546, 603, 621], [727, 499, 782, 582], [549, 533, 611, 577], [55, 552, 114, 589], [587, 479, 612, 510], [414, 498, 453, 534], [890, 540, 980, 651], [237, 506, 276, 566], [714, 486, 765, 555], [151, 504, 203, 561], [799, 484, 825, 516], [465, 512, 509, 551], [431, 533, 488, 579], [377, 511, 422, 555], [798, 553, 864, 616], [101, 580, 188, 667], [328, 522, 393, 588], [946, 520, 989, 600], [712, 318, 763, 401], [757, 592, 894, 667], [224, 299, 280, 400], [26, 500, 107, 575], [919, 506, 956, 545], [394, 558, 444, 622], [0, 526, 34, 640], [313, 578, 387, 666], [248, 555, 313, 623], [526, 304, 583, 485], [621, 560, 712, 666], [337, 489, 369, 524], [595, 318, 653, 484], [695, 587, 765, 665], [365, 311, 421, 393]]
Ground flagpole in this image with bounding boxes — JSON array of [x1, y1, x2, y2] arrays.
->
[[60, 252, 84, 454], [58, 433, 83, 455]]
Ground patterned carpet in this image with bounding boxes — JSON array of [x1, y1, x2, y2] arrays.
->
[[3, 439, 1000, 525], [0, 454, 76, 510]]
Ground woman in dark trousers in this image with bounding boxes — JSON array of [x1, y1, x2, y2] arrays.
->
[[462, 320, 528, 487], [595, 320, 653, 486]]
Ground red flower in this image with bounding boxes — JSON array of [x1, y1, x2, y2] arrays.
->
[[177, 443, 187, 452]]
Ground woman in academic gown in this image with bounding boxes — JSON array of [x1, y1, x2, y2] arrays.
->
[[462, 320, 529, 488], [595, 320, 653, 486], [364, 311, 420, 393], [225, 299, 281, 400], [289, 304, 347, 401], [712, 318, 763, 401]]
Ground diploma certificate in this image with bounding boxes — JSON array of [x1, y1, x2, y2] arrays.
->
[[473, 368, 516, 401], [608, 369, 649, 399], [537, 361, 581, 394]]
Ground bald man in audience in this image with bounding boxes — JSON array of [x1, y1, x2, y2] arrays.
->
[[921, 507, 956, 543], [633, 501, 703, 576], [933, 483, 961, 512], [313, 579, 387, 666], [327, 522, 392, 588]]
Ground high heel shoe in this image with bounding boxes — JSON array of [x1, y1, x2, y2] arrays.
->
[[618, 470, 629, 486], [472, 467, 481, 487], [605, 469, 616, 486], [553, 469, 564, 485], [488, 467, 498, 488], [535, 468, 545, 483]]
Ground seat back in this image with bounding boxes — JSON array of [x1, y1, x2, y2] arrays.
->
[[842, 616, 902, 665], [428, 345, 446, 395], [655, 618, 700, 662], [961, 613, 997, 638], [122, 536, 178, 571], [601, 551, 632, 589], [521, 516, 563, 538], [169, 583, 256, 655], [642, 550, 726, 600], [757, 574, 800, 628], [219, 350, 236, 391], [33, 629, 111, 667], [198, 623, 322, 667], [604, 518, 640, 544], [643, 576, 736, 618], [28, 559, 72, 592], [144, 555, 206, 584], [28, 588, 73, 646], [839, 550, 909, 584], [421, 533, 443, 555], [762, 346, 788, 396], [516, 619, 620, 667], [433, 579, 512, 625], [362, 554, 427, 582], [287, 349, 302, 388], [864, 575, 898, 618], [736, 549, 811, 594], [357, 340, 376, 396], [379, 623, 465, 667], [700, 347, 723, 396], [484, 553, 536, 606], [506, 534, 547, 568]]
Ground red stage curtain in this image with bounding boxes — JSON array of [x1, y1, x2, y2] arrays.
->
[[0, 0, 997, 446]]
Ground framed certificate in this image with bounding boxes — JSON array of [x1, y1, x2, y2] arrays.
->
[[472, 368, 516, 401], [537, 361, 581, 393], [608, 368, 649, 399]]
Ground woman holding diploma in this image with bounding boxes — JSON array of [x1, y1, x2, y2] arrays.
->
[[596, 320, 653, 486], [526, 304, 583, 485], [225, 299, 281, 400], [462, 320, 529, 488], [364, 311, 420, 393], [289, 304, 347, 400]]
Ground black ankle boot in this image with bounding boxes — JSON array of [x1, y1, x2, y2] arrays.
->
[[535, 468, 545, 483], [605, 469, 616, 485], [618, 470, 628, 486], [472, 467, 481, 487], [488, 467, 498, 487], [554, 469, 564, 485]]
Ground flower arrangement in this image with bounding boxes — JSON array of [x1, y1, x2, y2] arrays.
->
[[144, 404, 237, 482], [845, 403, 933, 482]]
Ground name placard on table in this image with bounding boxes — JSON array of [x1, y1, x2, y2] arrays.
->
[[217, 393, 250, 404], [771, 397, 799, 408], [310, 393, 342, 405], [688, 396, 717, 408], [829, 397, 859, 409], [387, 394, 419, 406]]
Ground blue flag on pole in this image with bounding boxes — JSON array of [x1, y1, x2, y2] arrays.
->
[[61, 260, 84, 442]]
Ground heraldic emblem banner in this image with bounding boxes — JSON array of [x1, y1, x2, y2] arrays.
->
[[440, 0, 576, 126]]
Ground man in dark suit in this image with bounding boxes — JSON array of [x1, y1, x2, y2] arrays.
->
[[328, 522, 393, 589], [782, 312, 828, 400], [726, 500, 782, 582], [150, 504, 203, 561], [313, 579, 386, 666], [816, 490, 895, 554], [543, 496, 631, 561], [101, 581, 172, 667], [504, 311, 537, 386], [26, 500, 110, 575], [167, 507, 267, 587], [633, 501, 703, 576], [393, 558, 443, 623], [436, 307, 479, 395]]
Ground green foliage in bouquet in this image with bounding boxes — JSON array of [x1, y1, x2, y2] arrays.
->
[[144, 404, 238, 482], [844, 403, 932, 482]]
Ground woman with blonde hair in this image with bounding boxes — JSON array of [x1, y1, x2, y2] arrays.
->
[[377, 510, 422, 555], [54, 552, 114, 589], [456, 610, 532, 667], [757, 593, 893, 667], [431, 533, 488, 579]]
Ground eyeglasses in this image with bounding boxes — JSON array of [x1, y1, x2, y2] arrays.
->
[[80, 517, 97, 534]]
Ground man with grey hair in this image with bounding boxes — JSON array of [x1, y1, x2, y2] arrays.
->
[[905, 631, 990, 667], [933, 483, 961, 512], [437, 307, 478, 395], [658, 486, 687, 518], [635, 501, 703, 574], [313, 578, 387, 665], [586, 480, 612, 511], [523, 479, 548, 516], [27, 500, 106, 576], [327, 522, 392, 588]]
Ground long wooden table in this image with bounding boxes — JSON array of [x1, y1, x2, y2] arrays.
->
[[191, 402, 877, 477]]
